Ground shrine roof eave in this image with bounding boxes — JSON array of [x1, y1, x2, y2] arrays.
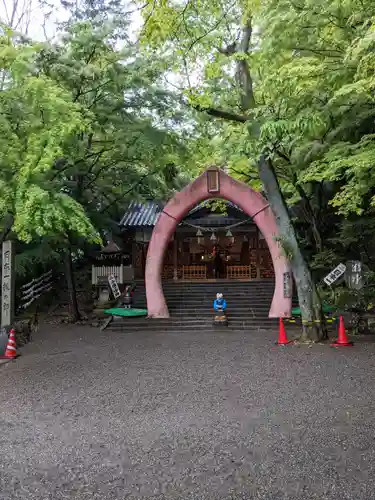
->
[[119, 200, 248, 229]]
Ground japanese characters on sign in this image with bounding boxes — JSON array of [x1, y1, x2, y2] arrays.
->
[[346, 260, 363, 290], [323, 263, 346, 286], [283, 271, 292, 298], [1, 240, 14, 327], [108, 274, 121, 299]]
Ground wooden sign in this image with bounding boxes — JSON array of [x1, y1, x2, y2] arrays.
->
[[283, 271, 292, 298], [108, 274, 121, 299], [207, 168, 220, 193], [345, 260, 364, 290], [1, 240, 15, 328], [323, 263, 346, 286]]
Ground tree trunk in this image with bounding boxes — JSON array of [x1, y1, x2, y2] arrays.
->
[[258, 156, 327, 341], [292, 176, 323, 253], [64, 247, 80, 322]]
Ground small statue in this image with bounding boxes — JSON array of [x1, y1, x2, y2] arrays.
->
[[213, 292, 227, 312], [121, 284, 134, 309], [213, 292, 228, 326]]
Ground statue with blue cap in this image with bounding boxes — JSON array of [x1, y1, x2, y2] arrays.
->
[[213, 293, 227, 312], [213, 292, 228, 326]]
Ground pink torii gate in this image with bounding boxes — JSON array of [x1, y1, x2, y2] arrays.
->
[[145, 167, 292, 318]]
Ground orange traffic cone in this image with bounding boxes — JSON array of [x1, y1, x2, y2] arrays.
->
[[331, 316, 353, 347], [276, 318, 293, 346], [0, 329, 18, 359]]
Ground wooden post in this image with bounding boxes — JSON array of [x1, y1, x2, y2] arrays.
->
[[173, 237, 178, 280], [1, 240, 15, 329], [64, 247, 80, 322]]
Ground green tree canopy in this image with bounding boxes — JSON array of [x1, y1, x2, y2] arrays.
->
[[0, 29, 99, 243]]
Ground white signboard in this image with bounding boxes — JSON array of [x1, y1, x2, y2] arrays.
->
[[323, 263, 346, 286], [108, 274, 121, 299]]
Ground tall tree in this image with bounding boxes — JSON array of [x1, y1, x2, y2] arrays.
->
[[0, 30, 100, 245]]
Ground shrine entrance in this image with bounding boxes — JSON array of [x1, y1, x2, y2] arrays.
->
[[160, 203, 274, 282], [145, 167, 292, 318]]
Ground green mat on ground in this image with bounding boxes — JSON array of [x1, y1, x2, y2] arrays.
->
[[291, 304, 336, 317], [104, 308, 148, 317]]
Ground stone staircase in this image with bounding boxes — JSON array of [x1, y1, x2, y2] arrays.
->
[[107, 280, 280, 332]]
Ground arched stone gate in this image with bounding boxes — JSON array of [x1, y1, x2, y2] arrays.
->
[[145, 167, 292, 318]]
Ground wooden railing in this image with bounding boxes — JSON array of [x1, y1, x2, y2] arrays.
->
[[18, 270, 54, 311], [92, 265, 123, 284], [226, 265, 251, 279], [162, 265, 175, 280], [182, 265, 207, 280]]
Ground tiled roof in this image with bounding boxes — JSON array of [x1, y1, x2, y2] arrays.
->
[[119, 201, 163, 227], [120, 200, 244, 228]]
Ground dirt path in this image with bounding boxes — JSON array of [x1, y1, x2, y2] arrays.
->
[[1, 324, 375, 499]]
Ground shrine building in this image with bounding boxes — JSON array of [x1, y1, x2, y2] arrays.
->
[[119, 200, 275, 282]]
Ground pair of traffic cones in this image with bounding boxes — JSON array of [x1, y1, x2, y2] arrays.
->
[[0, 329, 18, 359], [276, 316, 353, 347]]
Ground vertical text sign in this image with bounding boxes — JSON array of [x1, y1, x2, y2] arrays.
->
[[108, 274, 121, 299], [1, 240, 15, 328], [283, 272, 292, 298]]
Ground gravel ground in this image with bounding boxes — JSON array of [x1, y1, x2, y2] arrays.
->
[[1, 325, 375, 500]]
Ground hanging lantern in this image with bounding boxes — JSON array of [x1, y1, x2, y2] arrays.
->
[[196, 228, 203, 245], [243, 235, 248, 242], [210, 232, 217, 242], [226, 229, 234, 244]]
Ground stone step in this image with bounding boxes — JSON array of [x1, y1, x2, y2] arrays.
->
[[106, 320, 279, 331], [132, 293, 275, 300], [165, 305, 272, 309], [106, 320, 278, 331], [137, 304, 274, 309], [134, 290, 273, 300], [129, 311, 275, 318], [105, 315, 278, 324], [107, 326, 277, 333], [132, 301, 274, 307], [108, 317, 278, 324], [132, 302, 274, 309], [133, 301, 271, 312], [134, 286, 275, 291], [135, 288, 274, 296], [133, 282, 275, 289], [134, 291, 273, 296], [133, 283, 275, 289], [149, 314, 274, 320]]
